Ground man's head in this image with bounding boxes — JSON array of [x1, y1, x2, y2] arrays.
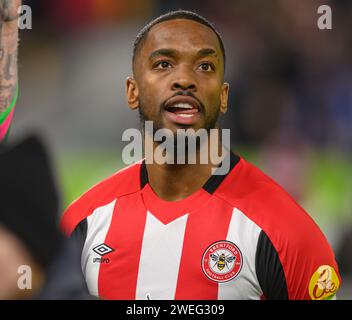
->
[[126, 10, 229, 135], [132, 10, 226, 75]]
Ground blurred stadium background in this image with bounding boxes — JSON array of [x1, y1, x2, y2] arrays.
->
[[9, 0, 351, 298]]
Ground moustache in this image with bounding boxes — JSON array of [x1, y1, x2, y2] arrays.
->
[[161, 91, 205, 113]]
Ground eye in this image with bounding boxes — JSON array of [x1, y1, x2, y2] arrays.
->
[[154, 61, 172, 69], [198, 62, 215, 72]]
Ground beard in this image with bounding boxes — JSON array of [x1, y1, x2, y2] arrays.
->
[[138, 98, 221, 162], [138, 95, 221, 135]]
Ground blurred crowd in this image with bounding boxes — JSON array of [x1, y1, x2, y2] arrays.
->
[[1, 0, 351, 298]]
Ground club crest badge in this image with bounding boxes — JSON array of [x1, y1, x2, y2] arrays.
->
[[201, 240, 243, 283]]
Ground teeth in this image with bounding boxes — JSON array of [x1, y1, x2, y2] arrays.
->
[[178, 114, 193, 118], [172, 103, 193, 109]]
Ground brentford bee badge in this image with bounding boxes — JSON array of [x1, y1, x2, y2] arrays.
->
[[201, 240, 243, 283]]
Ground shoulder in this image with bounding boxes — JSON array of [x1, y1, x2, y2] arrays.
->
[[216, 157, 341, 299], [60, 161, 142, 236], [217, 157, 325, 243]]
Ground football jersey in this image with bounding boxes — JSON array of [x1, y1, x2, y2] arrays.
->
[[0, 105, 14, 142], [60, 152, 341, 300], [0, 87, 18, 143]]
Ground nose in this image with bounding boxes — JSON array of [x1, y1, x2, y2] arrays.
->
[[171, 68, 197, 92]]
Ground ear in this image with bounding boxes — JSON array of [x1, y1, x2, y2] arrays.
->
[[126, 77, 139, 110], [220, 82, 229, 114]]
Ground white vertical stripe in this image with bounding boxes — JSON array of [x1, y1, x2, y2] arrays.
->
[[136, 211, 188, 300], [81, 200, 116, 297], [218, 207, 263, 300]]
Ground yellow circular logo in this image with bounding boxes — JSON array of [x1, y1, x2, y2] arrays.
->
[[308, 265, 340, 300]]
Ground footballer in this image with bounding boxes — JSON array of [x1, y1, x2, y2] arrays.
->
[[61, 10, 341, 300]]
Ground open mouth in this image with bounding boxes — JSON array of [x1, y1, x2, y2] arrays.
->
[[165, 103, 199, 117], [163, 97, 202, 125]]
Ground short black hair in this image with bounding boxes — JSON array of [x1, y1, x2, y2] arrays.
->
[[132, 10, 226, 74]]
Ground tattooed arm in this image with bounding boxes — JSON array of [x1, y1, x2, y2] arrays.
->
[[0, 0, 20, 142]]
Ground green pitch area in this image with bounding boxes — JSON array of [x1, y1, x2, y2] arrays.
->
[[57, 151, 123, 210]]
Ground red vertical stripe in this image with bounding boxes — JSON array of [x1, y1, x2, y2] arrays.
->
[[98, 192, 147, 299], [174, 197, 234, 299]]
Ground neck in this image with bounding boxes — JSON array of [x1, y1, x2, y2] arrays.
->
[[144, 131, 227, 201], [146, 161, 213, 202]]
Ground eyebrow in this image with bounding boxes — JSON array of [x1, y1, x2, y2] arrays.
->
[[197, 48, 218, 59], [149, 49, 178, 60], [148, 48, 219, 61]]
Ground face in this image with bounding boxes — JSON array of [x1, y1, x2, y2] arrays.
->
[[127, 19, 229, 135]]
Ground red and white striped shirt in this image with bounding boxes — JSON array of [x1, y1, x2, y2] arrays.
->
[[61, 153, 341, 300]]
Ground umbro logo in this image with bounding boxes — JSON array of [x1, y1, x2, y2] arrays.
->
[[92, 243, 114, 264], [93, 243, 114, 256]]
